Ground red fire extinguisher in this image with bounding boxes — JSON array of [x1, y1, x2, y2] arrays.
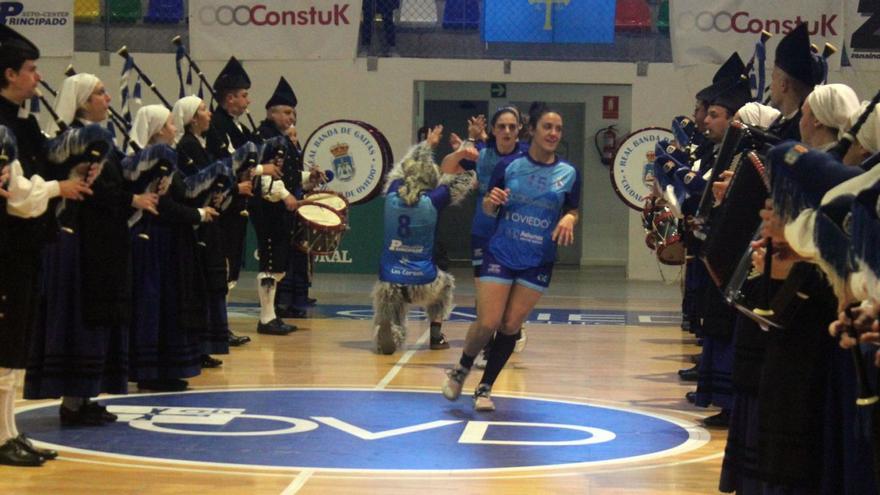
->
[[594, 125, 619, 166]]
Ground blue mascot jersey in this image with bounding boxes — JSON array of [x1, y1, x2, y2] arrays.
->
[[487, 154, 581, 270], [380, 180, 451, 285]]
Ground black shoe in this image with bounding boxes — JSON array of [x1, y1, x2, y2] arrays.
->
[[228, 331, 251, 346], [0, 438, 44, 466], [430, 334, 450, 350], [688, 354, 701, 364], [275, 318, 297, 333], [306, 297, 317, 306], [679, 369, 698, 382], [701, 409, 731, 428], [257, 319, 292, 335], [685, 391, 696, 404], [200, 355, 223, 369], [678, 364, 698, 376], [276, 306, 307, 319], [83, 402, 117, 423], [59, 405, 105, 427], [138, 378, 190, 392], [15, 434, 57, 460]]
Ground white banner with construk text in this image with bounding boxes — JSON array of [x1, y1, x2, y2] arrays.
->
[[190, 0, 363, 61], [670, 0, 844, 71]]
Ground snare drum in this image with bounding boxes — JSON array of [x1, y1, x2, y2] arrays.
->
[[652, 208, 685, 265], [305, 191, 349, 223], [293, 203, 347, 255]]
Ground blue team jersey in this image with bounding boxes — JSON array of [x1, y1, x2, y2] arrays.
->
[[487, 154, 581, 270], [469, 143, 527, 239], [379, 180, 451, 285]]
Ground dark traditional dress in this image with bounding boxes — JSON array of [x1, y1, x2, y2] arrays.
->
[[24, 122, 131, 399], [127, 146, 203, 382], [177, 131, 232, 355]]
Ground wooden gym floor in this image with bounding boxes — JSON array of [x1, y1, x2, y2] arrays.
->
[[2, 266, 728, 494]]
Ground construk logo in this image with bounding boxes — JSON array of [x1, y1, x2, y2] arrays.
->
[[197, 3, 351, 27], [684, 11, 838, 37]]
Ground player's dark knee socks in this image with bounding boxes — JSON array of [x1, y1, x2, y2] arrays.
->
[[430, 321, 442, 339], [459, 352, 476, 370], [479, 332, 518, 386]]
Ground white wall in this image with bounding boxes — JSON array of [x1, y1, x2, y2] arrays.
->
[[36, 52, 872, 280]]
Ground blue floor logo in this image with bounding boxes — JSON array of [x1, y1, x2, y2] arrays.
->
[[17, 389, 705, 472]]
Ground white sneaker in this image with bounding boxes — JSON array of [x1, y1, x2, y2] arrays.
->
[[473, 384, 495, 411], [513, 327, 527, 353], [442, 366, 470, 401]]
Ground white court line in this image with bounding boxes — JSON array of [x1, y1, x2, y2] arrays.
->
[[280, 469, 315, 494], [374, 329, 431, 390]]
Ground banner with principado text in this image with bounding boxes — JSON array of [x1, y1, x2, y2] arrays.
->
[[190, 0, 363, 61], [670, 0, 843, 71], [0, 1, 73, 58]]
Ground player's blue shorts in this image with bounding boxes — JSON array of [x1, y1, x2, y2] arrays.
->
[[478, 250, 553, 293], [470, 235, 490, 278]]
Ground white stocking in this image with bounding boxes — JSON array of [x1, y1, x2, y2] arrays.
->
[[257, 273, 285, 324], [0, 368, 17, 442]]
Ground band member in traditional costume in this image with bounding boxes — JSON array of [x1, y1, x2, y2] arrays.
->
[[744, 79, 842, 493], [442, 104, 580, 411], [0, 25, 92, 466], [256, 77, 312, 320], [207, 56, 274, 346], [767, 23, 826, 141], [247, 81, 307, 336], [173, 95, 232, 368], [372, 126, 476, 354], [23, 72, 145, 427], [126, 105, 217, 391], [679, 53, 748, 385], [689, 67, 753, 428]]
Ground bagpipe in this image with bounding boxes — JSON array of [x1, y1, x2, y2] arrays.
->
[[38, 89, 115, 235], [120, 144, 177, 240], [180, 149, 243, 215]]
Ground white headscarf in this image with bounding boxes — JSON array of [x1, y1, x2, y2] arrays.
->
[[806, 84, 861, 139], [734, 102, 781, 128], [849, 102, 880, 154], [171, 95, 202, 145], [51, 73, 100, 134], [129, 105, 171, 151]]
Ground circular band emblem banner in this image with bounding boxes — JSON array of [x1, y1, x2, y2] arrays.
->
[[16, 388, 706, 472], [303, 120, 391, 205], [611, 128, 673, 211]]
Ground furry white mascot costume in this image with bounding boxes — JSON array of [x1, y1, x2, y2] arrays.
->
[[372, 139, 475, 354]]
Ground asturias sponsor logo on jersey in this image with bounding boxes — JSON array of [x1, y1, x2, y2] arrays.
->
[[388, 239, 425, 254]]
